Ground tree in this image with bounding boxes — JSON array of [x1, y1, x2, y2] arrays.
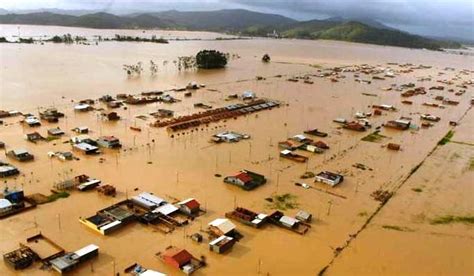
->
[[262, 54, 271, 63], [196, 50, 227, 69]]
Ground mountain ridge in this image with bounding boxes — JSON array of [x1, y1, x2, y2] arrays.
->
[[0, 9, 463, 50]]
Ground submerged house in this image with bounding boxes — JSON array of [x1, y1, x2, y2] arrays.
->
[[225, 207, 268, 228], [23, 116, 41, 127], [73, 126, 89, 134], [102, 111, 120, 121], [39, 108, 64, 123], [268, 211, 311, 235], [384, 119, 411, 130], [97, 136, 122, 149], [80, 204, 135, 235], [223, 170, 267, 190], [212, 131, 249, 143], [161, 246, 202, 275], [74, 103, 92, 112], [314, 171, 344, 187], [25, 132, 45, 143], [48, 127, 65, 136], [208, 218, 236, 237], [49, 244, 99, 274], [7, 149, 34, 162], [177, 198, 200, 216], [209, 235, 235, 254], [0, 163, 20, 178], [73, 143, 99, 155]]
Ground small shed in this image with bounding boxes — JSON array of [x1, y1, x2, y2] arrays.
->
[[209, 235, 235, 254]]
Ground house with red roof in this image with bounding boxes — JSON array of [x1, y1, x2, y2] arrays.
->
[[160, 246, 204, 275], [223, 170, 266, 191], [177, 198, 201, 216]]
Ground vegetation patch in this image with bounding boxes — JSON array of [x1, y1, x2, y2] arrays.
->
[[382, 225, 414, 232], [469, 157, 474, 171], [300, 171, 315, 179], [358, 211, 368, 217], [47, 191, 70, 203], [438, 130, 454, 145], [430, 215, 474, 225], [266, 193, 299, 211], [411, 187, 423, 193], [361, 131, 387, 143], [196, 50, 228, 69]]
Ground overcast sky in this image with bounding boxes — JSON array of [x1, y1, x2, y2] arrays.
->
[[1, 0, 473, 39]]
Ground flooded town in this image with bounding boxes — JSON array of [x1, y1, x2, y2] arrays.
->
[[0, 2, 473, 276]]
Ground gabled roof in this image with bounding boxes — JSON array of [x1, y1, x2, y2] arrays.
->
[[235, 172, 252, 184], [178, 198, 200, 210], [163, 248, 192, 266], [208, 218, 236, 234]]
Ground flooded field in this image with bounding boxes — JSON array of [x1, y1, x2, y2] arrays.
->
[[0, 25, 473, 275]]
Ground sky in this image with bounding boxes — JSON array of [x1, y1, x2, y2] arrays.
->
[[0, 0, 473, 40]]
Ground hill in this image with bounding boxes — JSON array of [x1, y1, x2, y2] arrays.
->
[[0, 9, 462, 50]]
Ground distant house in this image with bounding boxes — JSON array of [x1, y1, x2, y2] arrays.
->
[[73, 143, 99, 155], [25, 132, 45, 143], [47, 127, 65, 136], [23, 116, 41, 127], [314, 171, 344, 187], [177, 198, 200, 216], [97, 136, 121, 149], [212, 131, 249, 143], [223, 170, 267, 190], [7, 149, 34, 162], [48, 151, 74, 161], [74, 103, 92, 112], [39, 108, 64, 123], [73, 126, 89, 134], [209, 235, 235, 254], [208, 218, 236, 237], [70, 135, 96, 145], [384, 119, 411, 130], [102, 111, 120, 121]]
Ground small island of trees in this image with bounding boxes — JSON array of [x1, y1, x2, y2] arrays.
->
[[196, 50, 228, 69]]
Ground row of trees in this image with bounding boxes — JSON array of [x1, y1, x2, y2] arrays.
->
[[123, 49, 231, 76], [49, 34, 87, 43]]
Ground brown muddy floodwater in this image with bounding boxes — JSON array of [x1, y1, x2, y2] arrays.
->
[[0, 25, 473, 276]]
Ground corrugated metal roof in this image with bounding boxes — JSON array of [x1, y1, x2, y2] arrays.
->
[[74, 244, 98, 257], [153, 203, 178, 216], [280, 216, 298, 226], [208, 218, 236, 234]]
